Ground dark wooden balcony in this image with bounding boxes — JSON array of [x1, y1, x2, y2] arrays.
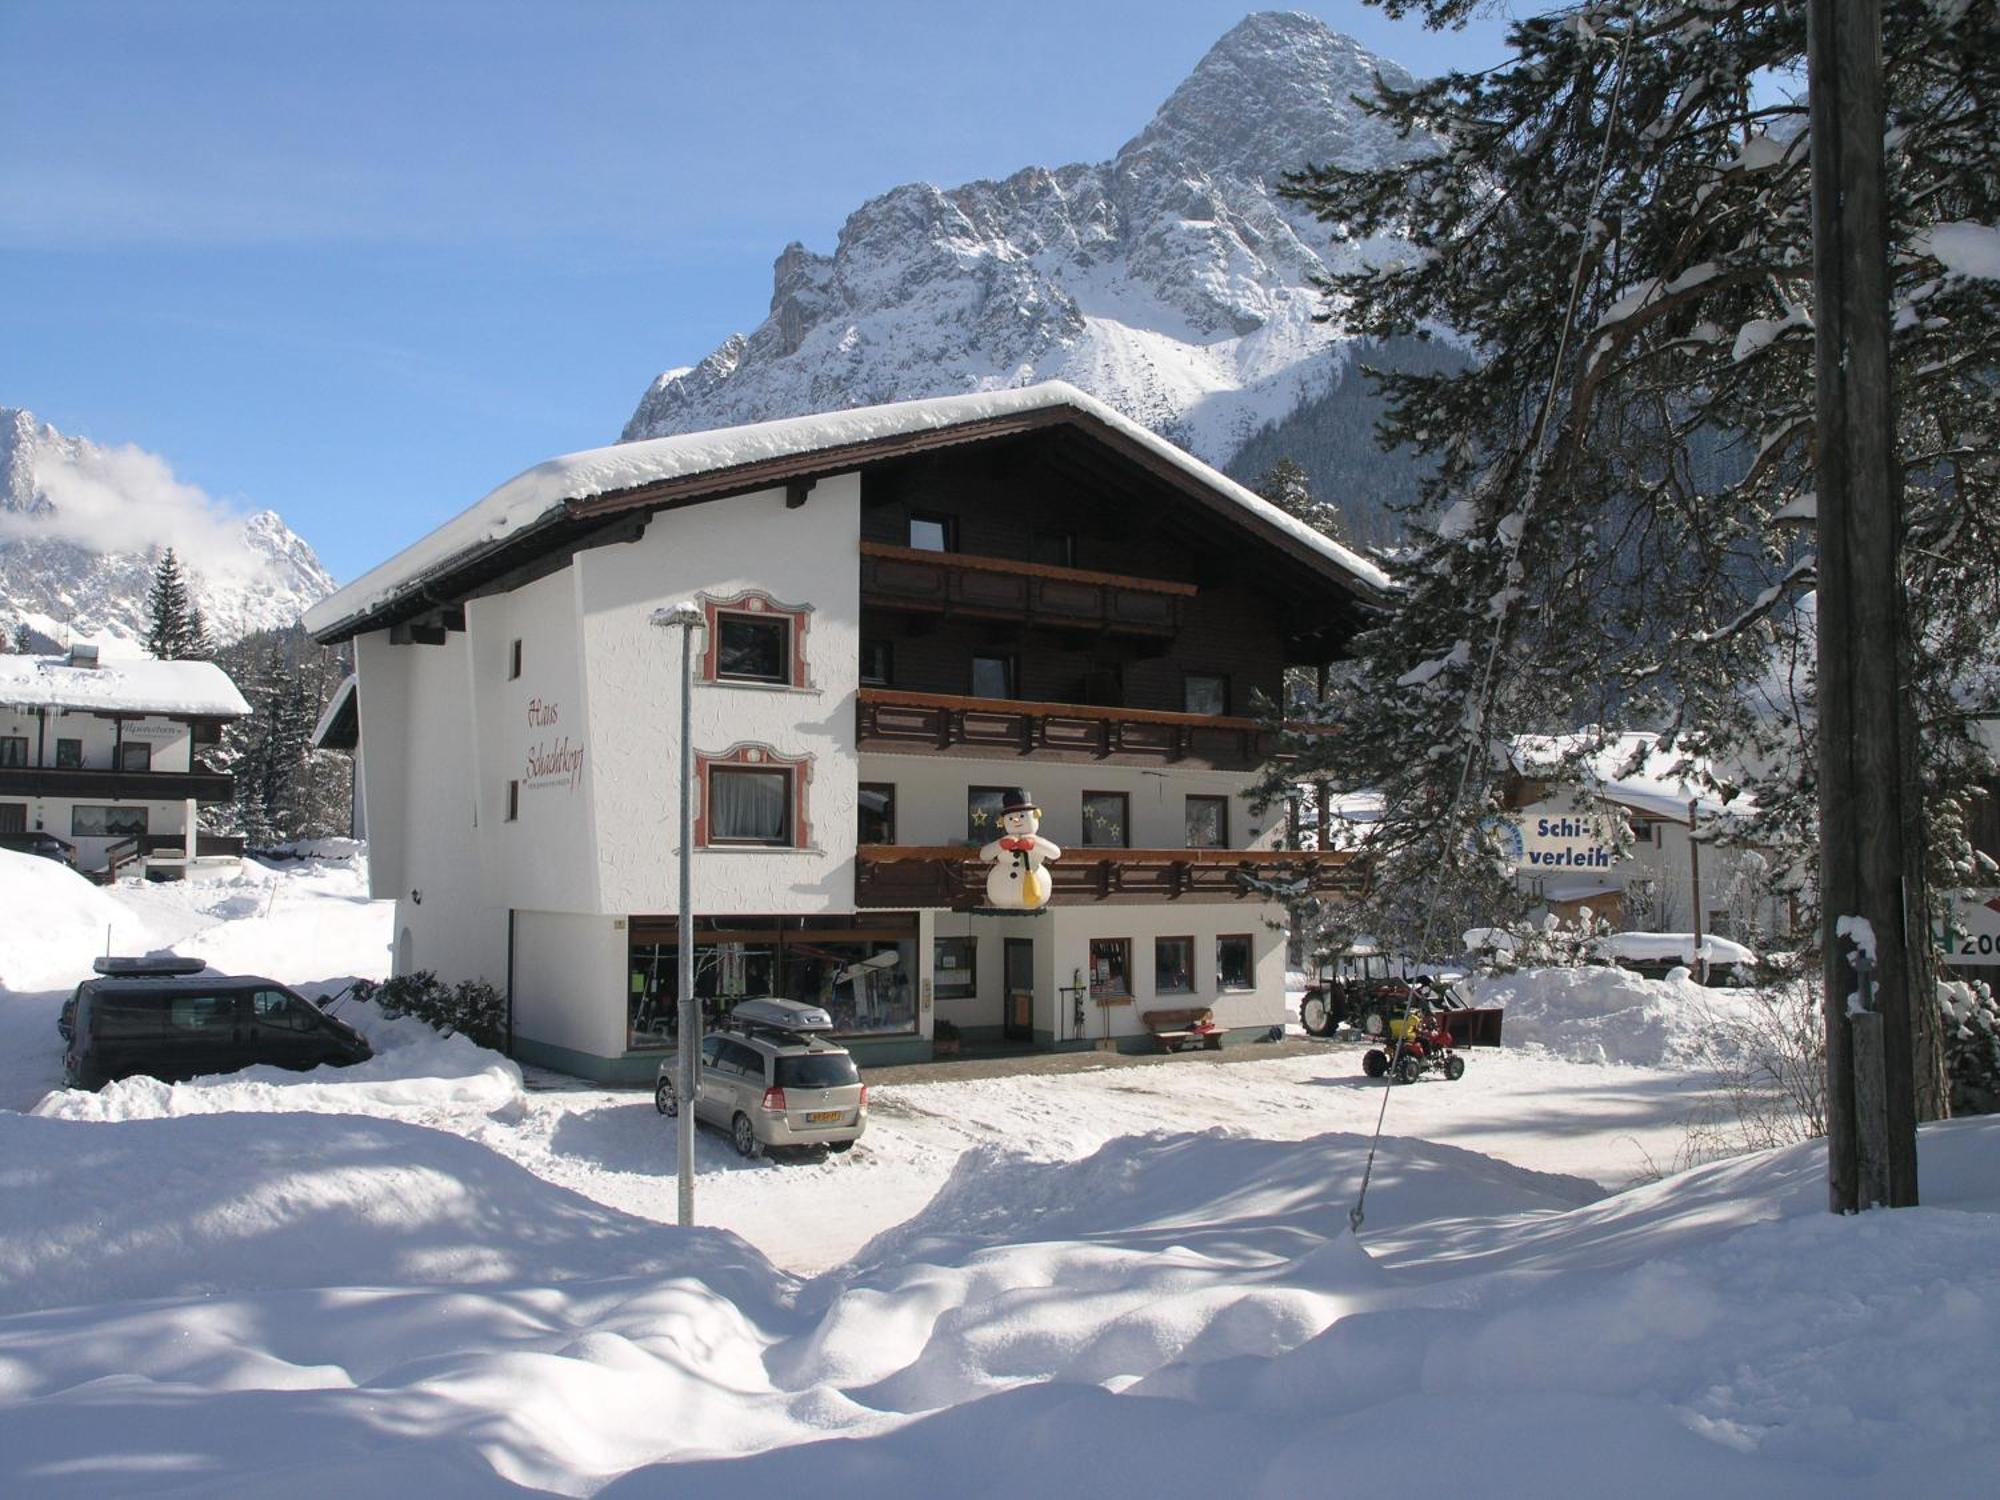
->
[[858, 688, 1276, 770], [0, 766, 235, 802], [855, 844, 1363, 909], [860, 541, 1194, 636]]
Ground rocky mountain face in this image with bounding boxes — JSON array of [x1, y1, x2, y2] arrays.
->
[[0, 407, 335, 651], [623, 11, 1444, 542]]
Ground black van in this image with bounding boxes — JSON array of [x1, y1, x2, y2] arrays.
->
[[61, 956, 372, 1091]]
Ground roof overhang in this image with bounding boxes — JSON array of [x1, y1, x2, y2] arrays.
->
[[306, 385, 1392, 645]]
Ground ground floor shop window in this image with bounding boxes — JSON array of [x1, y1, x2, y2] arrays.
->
[[1216, 934, 1255, 991], [934, 935, 977, 999], [1090, 937, 1131, 1001], [627, 915, 919, 1048], [1154, 936, 1194, 995]]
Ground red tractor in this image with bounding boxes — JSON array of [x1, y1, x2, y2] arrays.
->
[[1361, 1004, 1467, 1084]]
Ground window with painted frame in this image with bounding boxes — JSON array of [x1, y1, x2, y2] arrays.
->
[[715, 612, 793, 684]]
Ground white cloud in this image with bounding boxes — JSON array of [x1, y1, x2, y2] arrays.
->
[[8, 442, 263, 587]]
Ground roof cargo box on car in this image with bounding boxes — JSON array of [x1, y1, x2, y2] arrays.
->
[[728, 998, 835, 1035], [92, 955, 206, 977]]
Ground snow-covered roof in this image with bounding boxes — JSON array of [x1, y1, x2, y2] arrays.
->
[[305, 381, 1390, 640], [0, 654, 250, 718], [1507, 731, 1740, 824]]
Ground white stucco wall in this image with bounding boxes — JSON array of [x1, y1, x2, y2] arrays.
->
[[860, 754, 1278, 851], [579, 477, 862, 917], [511, 909, 627, 1061], [465, 563, 599, 916]]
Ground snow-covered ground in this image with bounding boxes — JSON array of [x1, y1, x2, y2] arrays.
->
[[2, 847, 1995, 1495]]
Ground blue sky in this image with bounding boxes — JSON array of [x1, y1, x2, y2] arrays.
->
[[2, 1, 1514, 584]]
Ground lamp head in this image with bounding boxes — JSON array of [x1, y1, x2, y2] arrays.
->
[[649, 602, 706, 632]]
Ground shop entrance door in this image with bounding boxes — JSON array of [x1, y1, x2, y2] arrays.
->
[[1003, 938, 1035, 1042]]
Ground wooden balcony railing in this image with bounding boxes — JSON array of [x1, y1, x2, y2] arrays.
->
[[860, 541, 1194, 636], [858, 688, 1276, 770], [0, 766, 235, 802], [856, 844, 1363, 909]]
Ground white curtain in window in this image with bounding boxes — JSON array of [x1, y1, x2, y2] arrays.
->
[[712, 769, 787, 841]]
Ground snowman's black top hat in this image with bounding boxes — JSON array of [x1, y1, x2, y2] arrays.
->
[[1001, 788, 1038, 814]]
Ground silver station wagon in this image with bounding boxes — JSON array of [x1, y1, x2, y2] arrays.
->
[[654, 998, 867, 1157]]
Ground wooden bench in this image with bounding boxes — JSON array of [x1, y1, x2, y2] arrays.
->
[[1143, 1006, 1223, 1053]]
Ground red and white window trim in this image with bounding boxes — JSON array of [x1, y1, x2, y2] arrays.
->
[[694, 742, 815, 850], [699, 589, 814, 690]]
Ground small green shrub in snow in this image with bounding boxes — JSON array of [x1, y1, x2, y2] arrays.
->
[[352, 971, 505, 1051]]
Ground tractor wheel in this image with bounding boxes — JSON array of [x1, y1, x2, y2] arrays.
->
[[1362, 1048, 1389, 1079], [1444, 1055, 1466, 1082], [1397, 1054, 1423, 1085], [654, 1077, 678, 1116], [1300, 991, 1335, 1037], [1361, 1009, 1388, 1038]]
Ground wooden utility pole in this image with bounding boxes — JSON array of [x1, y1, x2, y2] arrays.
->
[[1808, 0, 1922, 1210]]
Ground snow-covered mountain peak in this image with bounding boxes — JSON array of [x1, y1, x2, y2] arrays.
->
[[619, 13, 1436, 526], [1123, 11, 1414, 185], [0, 406, 335, 650]]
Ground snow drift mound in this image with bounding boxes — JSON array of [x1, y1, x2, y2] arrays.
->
[[0, 847, 158, 991], [0, 1111, 783, 1317], [1473, 964, 1761, 1067]]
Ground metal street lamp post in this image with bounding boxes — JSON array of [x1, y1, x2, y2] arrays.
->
[[650, 601, 705, 1227]]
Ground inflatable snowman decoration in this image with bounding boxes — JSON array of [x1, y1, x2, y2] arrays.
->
[[979, 788, 1062, 909]]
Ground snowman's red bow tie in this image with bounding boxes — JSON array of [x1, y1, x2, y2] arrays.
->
[[1000, 837, 1037, 852]]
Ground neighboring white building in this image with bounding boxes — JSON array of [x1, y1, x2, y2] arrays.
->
[[305, 382, 1383, 1078], [0, 644, 251, 879], [1498, 733, 1795, 942]]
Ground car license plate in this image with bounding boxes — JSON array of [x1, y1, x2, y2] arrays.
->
[[805, 1109, 842, 1124]]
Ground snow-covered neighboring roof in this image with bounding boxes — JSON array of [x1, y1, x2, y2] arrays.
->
[[312, 675, 358, 751], [305, 381, 1390, 639], [1507, 731, 1740, 824], [0, 654, 250, 718]]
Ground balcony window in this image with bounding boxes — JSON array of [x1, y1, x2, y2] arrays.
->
[[72, 804, 148, 839], [934, 935, 977, 1000], [1184, 673, 1229, 717], [968, 786, 1010, 842], [716, 614, 791, 684], [1081, 791, 1129, 848], [1217, 934, 1255, 991], [859, 782, 896, 844], [860, 638, 893, 686], [1155, 936, 1194, 995], [708, 766, 793, 845], [55, 738, 83, 768], [1089, 937, 1131, 1001], [119, 742, 153, 772], [909, 512, 955, 552], [1185, 795, 1228, 849], [1032, 530, 1075, 568], [971, 654, 1015, 699], [0, 737, 25, 768]]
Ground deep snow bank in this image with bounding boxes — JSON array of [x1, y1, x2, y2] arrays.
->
[[1474, 964, 1762, 1067]]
